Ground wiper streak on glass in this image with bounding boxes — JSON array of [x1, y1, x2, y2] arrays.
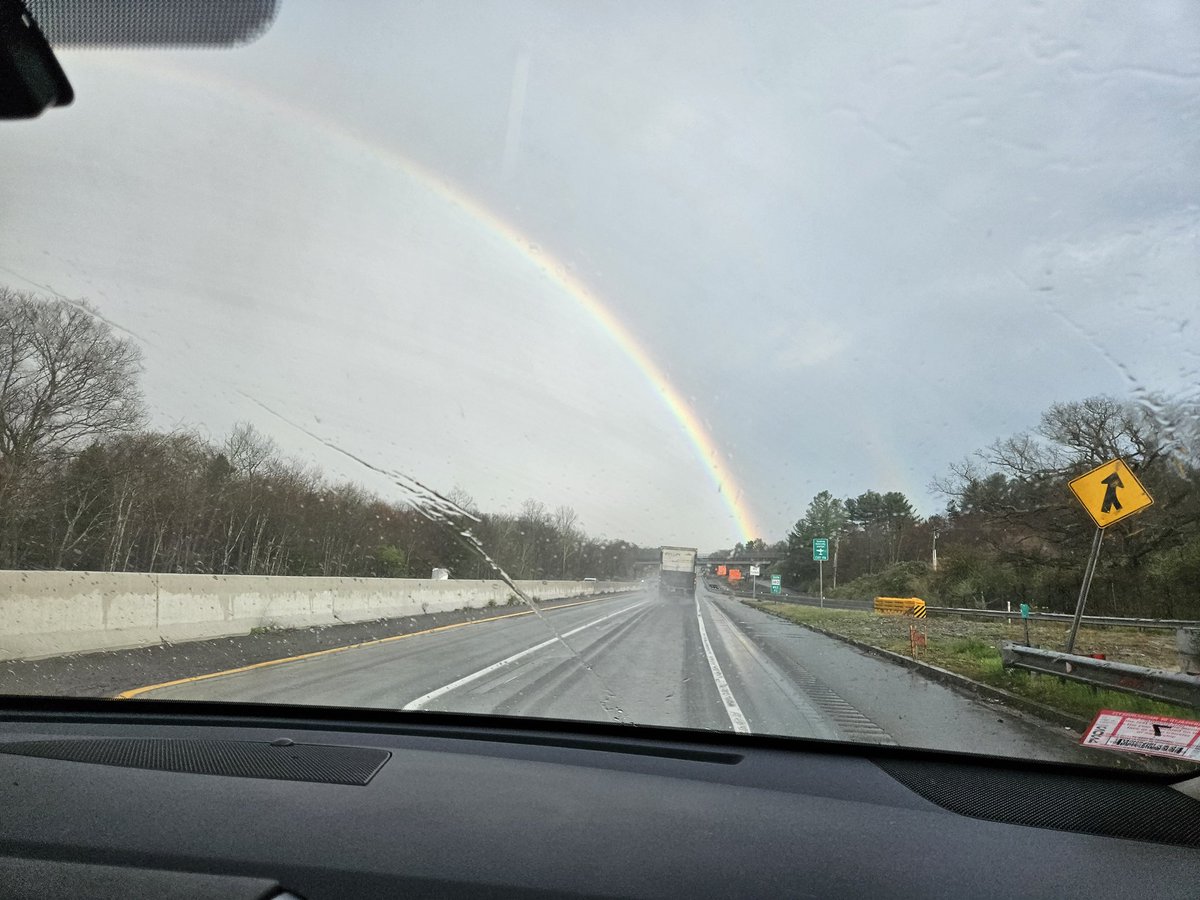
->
[[241, 391, 633, 725]]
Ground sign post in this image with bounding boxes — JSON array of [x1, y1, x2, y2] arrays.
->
[[1065, 527, 1104, 655], [1065, 459, 1154, 654], [812, 539, 829, 606], [749, 564, 760, 598], [1020, 603, 1031, 646]]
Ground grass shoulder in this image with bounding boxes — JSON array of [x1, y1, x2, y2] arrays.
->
[[748, 601, 1196, 725]]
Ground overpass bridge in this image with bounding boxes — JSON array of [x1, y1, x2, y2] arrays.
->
[[697, 554, 780, 572], [631, 549, 781, 576]]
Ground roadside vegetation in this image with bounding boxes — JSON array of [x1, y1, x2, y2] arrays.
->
[[0, 287, 643, 580], [5, 283, 1198, 613], [719, 395, 1200, 620], [750, 602, 1196, 724]]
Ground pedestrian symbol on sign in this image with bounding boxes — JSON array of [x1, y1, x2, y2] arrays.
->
[[1100, 472, 1123, 513]]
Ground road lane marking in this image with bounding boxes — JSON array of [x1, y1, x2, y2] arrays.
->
[[708, 597, 894, 744], [704, 598, 841, 741], [117, 593, 632, 699], [402, 598, 649, 710], [694, 592, 751, 734]]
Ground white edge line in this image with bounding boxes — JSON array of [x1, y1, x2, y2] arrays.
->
[[695, 592, 751, 734], [403, 599, 648, 711]]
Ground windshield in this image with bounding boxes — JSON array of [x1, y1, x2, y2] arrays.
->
[[3, 0, 1199, 771]]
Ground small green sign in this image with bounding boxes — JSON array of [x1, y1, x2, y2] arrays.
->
[[812, 538, 829, 562], [770, 574, 781, 595], [1020, 603, 1030, 619]]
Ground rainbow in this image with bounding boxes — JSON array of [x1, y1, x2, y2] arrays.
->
[[403, 173, 764, 543], [85, 54, 764, 542]]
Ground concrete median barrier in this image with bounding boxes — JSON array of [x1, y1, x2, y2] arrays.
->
[[0, 570, 628, 661]]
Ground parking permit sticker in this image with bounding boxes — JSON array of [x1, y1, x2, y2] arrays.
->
[[1081, 710, 1200, 761]]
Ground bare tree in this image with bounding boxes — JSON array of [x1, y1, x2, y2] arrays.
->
[[447, 485, 479, 516], [552, 505, 580, 577], [516, 499, 551, 578], [224, 422, 277, 478], [0, 288, 143, 465], [0, 289, 143, 564]]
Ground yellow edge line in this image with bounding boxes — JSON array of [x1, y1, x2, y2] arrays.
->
[[116, 594, 617, 700]]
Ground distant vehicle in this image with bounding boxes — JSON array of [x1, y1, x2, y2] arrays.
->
[[583, 577, 597, 583], [659, 546, 697, 597]]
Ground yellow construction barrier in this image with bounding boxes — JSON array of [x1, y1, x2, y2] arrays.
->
[[874, 596, 927, 618]]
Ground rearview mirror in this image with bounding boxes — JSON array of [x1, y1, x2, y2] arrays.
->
[[0, 0, 72, 118]]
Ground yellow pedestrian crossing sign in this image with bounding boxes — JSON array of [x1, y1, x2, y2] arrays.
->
[[1068, 458, 1153, 529]]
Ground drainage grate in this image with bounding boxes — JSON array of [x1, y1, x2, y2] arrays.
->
[[786, 665, 895, 745]]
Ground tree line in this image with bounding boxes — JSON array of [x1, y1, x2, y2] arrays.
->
[[7, 285, 1197, 611], [772, 395, 1200, 618], [0, 287, 643, 580]]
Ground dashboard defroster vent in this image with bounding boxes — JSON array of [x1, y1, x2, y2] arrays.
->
[[875, 758, 1200, 848], [0, 737, 388, 785]]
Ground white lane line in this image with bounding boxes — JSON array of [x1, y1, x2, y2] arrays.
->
[[704, 598, 841, 741], [403, 599, 649, 710], [694, 592, 751, 734]]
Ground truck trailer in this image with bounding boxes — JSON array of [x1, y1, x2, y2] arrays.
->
[[659, 546, 698, 597]]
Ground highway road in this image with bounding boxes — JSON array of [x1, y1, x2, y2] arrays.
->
[[140, 582, 1086, 762]]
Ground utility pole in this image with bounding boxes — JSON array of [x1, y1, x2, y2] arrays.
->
[[833, 533, 841, 589]]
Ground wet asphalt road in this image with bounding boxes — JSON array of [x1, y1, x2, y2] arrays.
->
[[141, 582, 1088, 762]]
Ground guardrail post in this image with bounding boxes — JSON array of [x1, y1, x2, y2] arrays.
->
[[1178, 628, 1200, 675]]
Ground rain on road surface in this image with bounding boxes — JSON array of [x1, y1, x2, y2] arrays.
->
[[140, 582, 1084, 762]]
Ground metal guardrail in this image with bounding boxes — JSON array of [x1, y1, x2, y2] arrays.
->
[[745, 593, 1195, 629], [1000, 642, 1200, 708], [733, 587, 1198, 631], [926, 606, 1200, 631], [729, 585, 873, 611]]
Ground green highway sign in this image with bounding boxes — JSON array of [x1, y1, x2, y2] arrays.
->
[[770, 574, 781, 595], [812, 538, 829, 562]]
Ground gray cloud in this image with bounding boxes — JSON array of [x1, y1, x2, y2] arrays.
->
[[3, 0, 1197, 547]]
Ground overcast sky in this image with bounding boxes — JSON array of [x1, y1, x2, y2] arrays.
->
[[4, 1, 1198, 549]]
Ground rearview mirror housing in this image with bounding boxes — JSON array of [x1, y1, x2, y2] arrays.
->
[[0, 0, 72, 118]]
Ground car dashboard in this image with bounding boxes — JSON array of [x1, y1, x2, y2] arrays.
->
[[0, 698, 1197, 898]]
